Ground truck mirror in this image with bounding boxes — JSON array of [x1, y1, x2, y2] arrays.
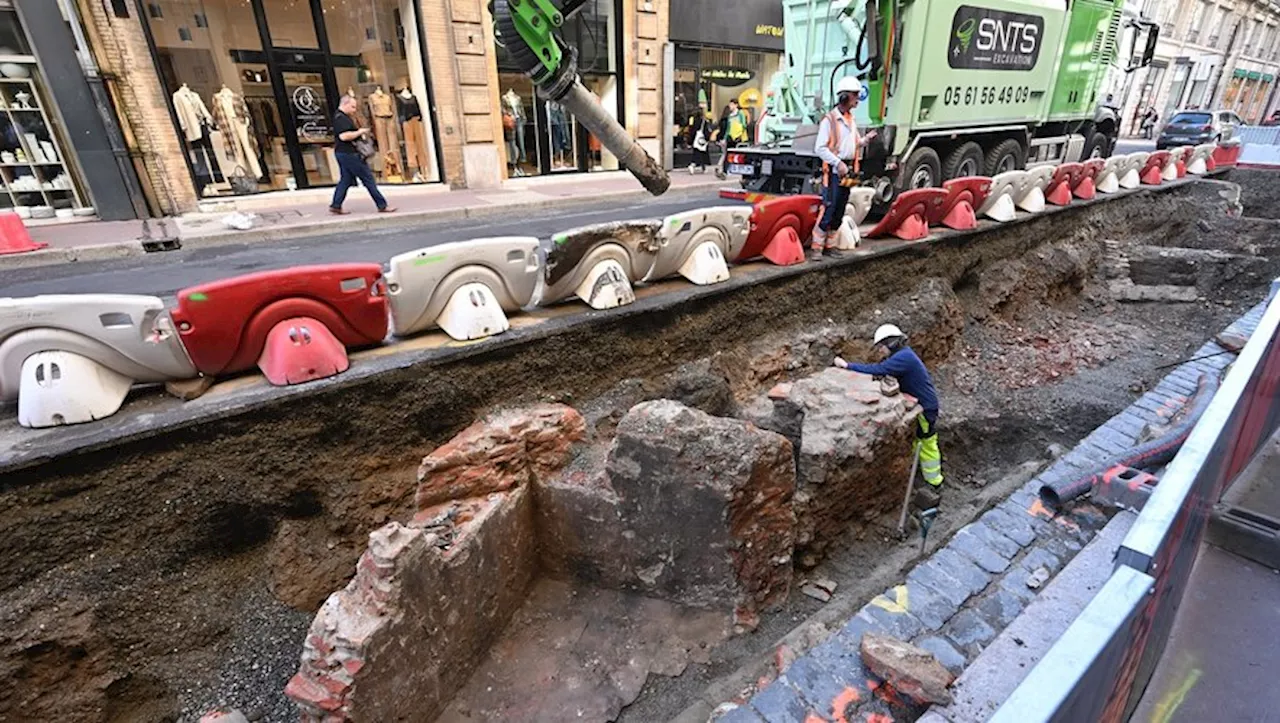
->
[[1141, 25, 1159, 67]]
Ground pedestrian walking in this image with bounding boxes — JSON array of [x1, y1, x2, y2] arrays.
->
[[714, 99, 750, 179], [330, 94, 396, 215], [687, 104, 712, 174], [1140, 107, 1159, 140], [809, 76, 876, 260], [835, 324, 944, 504]]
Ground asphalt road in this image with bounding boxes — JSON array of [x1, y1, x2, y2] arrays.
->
[[1114, 138, 1157, 155], [3, 191, 735, 300]]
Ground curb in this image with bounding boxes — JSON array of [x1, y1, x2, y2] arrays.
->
[[4, 180, 727, 273]]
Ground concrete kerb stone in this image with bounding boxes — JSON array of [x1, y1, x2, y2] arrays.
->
[[0, 240, 146, 270]]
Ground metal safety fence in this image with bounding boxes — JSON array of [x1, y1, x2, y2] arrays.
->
[[991, 278, 1280, 722]]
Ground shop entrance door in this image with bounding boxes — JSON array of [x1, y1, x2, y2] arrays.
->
[[276, 62, 340, 188]]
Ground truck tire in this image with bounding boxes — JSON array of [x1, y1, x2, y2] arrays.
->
[[984, 139, 1025, 175], [943, 142, 984, 179], [1082, 132, 1108, 159], [901, 147, 942, 190]]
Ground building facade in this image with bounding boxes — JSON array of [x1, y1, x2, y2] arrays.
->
[[1115, 0, 1280, 135], [667, 0, 784, 168], [70, 0, 667, 215]]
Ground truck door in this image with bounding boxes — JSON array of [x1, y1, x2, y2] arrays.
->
[[1048, 0, 1116, 120]]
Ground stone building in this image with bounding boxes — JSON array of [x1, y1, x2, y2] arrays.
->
[[62, 0, 669, 216]]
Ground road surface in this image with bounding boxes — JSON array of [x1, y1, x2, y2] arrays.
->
[[4, 191, 732, 300]]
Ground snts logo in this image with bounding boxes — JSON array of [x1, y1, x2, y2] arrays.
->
[[948, 6, 1044, 70]]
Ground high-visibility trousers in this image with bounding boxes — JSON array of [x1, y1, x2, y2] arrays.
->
[[915, 410, 943, 487]]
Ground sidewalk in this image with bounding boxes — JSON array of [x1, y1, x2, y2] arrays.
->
[[6, 170, 727, 271]]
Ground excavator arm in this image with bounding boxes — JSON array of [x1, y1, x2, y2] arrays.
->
[[490, 0, 670, 195]]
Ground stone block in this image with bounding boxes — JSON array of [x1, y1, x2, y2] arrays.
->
[[780, 656, 851, 717], [748, 679, 813, 722], [859, 601, 925, 641], [979, 507, 1036, 547], [286, 487, 537, 723], [1021, 547, 1063, 575], [416, 404, 585, 508], [606, 400, 797, 618], [778, 368, 919, 560], [914, 636, 967, 676], [997, 565, 1041, 604], [870, 581, 958, 632], [958, 522, 1020, 560], [973, 587, 1026, 629], [715, 704, 768, 722], [943, 609, 997, 655], [907, 561, 971, 608], [860, 632, 955, 706], [945, 529, 1011, 575], [808, 635, 874, 698], [928, 548, 993, 597]]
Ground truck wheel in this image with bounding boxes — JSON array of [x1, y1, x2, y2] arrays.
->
[[1083, 132, 1108, 159], [984, 139, 1025, 175], [943, 142, 984, 179], [901, 147, 941, 190]]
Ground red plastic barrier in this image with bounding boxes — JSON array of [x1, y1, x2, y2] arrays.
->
[[1211, 144, 1240, 169], [1045, 162, 1082, 206], [1073, 159, 1105, 200], [0, 212, 47, 255], [865, 188, 946, 241], [172, 264, 388, 377], [1141, 151, 1170, 185], [737, 194, 821, 265], [1175, 146, 1193, 178], [258, 317, 350, 386], [937, 177, 991, 231]]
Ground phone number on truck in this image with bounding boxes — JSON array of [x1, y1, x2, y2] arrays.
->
[[942, 85, 1031, 105]]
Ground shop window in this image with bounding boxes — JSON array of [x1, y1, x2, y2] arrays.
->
[[495, 0, 620, 177], [0, 7, 92, 217], [143, 0, 439, 196], [321, 0, 440, 183]]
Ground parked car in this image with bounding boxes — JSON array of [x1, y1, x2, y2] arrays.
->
[[1156, 109, 1243, 149]]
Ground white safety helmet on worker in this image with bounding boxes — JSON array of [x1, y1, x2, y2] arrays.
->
[[873, 323, 904, 346], [836, 76, 863, 98]]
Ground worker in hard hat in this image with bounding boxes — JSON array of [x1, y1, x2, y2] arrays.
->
[[810, 76, 877, 261], [835, 324, 944, 497]]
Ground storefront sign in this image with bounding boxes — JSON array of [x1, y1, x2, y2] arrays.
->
[[290, 85, 331, 142], [948, 5, 1044, 71], [669, 0, 784, 51], [702, 66, 756, 86]]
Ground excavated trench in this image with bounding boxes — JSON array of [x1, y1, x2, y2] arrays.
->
[[3, 175, 1280, 722]]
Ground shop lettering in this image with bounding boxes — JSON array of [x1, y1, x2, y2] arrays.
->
[[755, 24, 784, 38]]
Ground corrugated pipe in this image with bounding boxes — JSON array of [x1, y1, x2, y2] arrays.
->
[[1040, 371, 1221, 511]]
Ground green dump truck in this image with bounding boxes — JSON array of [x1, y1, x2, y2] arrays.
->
[[731, 0, 1159, 198]]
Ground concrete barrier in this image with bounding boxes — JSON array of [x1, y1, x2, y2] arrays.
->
[[993, 284, 1280, 722]]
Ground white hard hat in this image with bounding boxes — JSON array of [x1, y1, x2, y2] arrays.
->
[[873, 323, 904, 345], [836, 76, 863, 97]]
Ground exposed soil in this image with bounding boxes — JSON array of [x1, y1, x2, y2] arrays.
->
[[2, 178, 1279, 723]]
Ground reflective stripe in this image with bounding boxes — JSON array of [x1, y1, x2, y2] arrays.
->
[[917, 413, 943, 486]]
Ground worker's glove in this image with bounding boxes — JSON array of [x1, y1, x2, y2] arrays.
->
[[833, 356, 848, 369]]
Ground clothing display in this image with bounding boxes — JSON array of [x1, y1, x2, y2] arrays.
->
[[503, 89, 526, 162], [211, 86, 263, 179], [547, 101, 570, 153], [396, 90, 422, 122], [367, 87, 400, 161], [402, 117, 429, 174], [172, 84, 214, 142]]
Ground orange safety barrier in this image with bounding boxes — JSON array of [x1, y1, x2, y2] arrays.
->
[[1074, 159, 1105, 200], [864, 188, 946, 241], [1141, 151, 1170, 185], [937, 177, 992, 231], [1211, 144, 1240, 169], [0, 212, 46, 255], [1045, 162, 1082, 206], [1174, 146, 1192, 178], [172, 264, 388, 379], [737, 194, 820, 266]]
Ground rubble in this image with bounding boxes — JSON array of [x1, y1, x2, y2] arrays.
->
[[859, 632, 956, 706]]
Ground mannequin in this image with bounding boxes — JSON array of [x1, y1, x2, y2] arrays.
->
[[503, 89, 526, 163], [172, 83, 213, 142], [397, 85, 429, 182], [367, 86, 400, 175], [547, 100, 570, 168], [210, 85, 262, 179]]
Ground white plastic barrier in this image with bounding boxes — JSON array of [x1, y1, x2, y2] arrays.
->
[[1097, 155, 1126, 194], [385, 237, 540, 341], [833, 187, 878, 250], [1162, 147, 1185, 181], [0, 295, 197, 427], [1186, 144, 1215, 175], [647, 207, 749, 286], [1121, 151, 1148, 189], [978, 170, 1031, 222], [1017, 166, 1055, 213], [539, 220, 661, 309]]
